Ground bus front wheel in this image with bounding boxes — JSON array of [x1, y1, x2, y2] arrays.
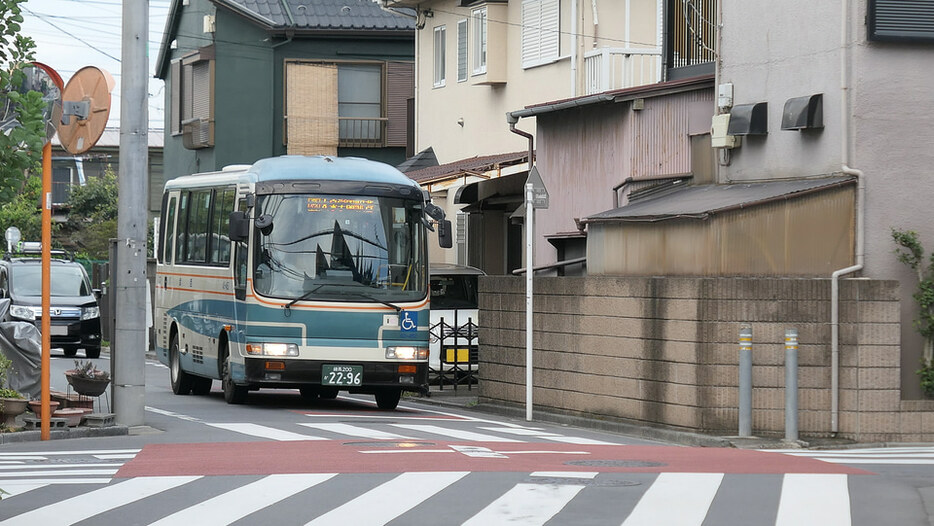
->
[[221, 346, 248, 404], [375, 389, 401, 410], [169, 333, 193, 395]]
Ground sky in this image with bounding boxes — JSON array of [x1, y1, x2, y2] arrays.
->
[[21, 0, 172, 130]]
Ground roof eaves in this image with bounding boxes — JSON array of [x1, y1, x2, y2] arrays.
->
[[509, 74, 715, 120], [154, 0, 184, 79]]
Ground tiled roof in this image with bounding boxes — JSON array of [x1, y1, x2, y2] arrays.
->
[[220, 0, 416, 30], [405, 151, 530, 183]]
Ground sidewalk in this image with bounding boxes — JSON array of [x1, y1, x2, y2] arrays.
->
[[407, 384, 878, 451]]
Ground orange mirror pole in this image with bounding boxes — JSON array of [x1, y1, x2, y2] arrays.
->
[[41, 142, 51, 440]]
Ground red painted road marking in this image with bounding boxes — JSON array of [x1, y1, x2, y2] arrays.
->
[[115, 442, 873, 478]]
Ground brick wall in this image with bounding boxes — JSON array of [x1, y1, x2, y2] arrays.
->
[[479, 276, 924, 442]]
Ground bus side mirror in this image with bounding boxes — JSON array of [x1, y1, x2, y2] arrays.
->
[[438, 219, 453, 249], [229, 211, 250, 242]]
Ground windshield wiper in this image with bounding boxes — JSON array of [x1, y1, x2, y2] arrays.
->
[[339, 292, 402, 312], [285, 285, 323, 311]]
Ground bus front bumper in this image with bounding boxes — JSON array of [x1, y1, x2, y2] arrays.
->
[[242, 358, 428, 391]]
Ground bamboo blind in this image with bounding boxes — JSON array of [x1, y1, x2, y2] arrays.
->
[[286, 62, 339, 156]]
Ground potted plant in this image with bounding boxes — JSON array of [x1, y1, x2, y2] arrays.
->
[[65, 360, 110, 397], [0, 353, 26, 428]]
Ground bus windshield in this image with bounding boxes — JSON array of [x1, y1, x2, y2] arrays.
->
[[252, 193, 426, 302]]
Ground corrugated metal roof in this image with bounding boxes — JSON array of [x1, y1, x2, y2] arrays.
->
[[405, 151, 529, 183], [220, 0, 415, 30], [585, 176, 856, 223]]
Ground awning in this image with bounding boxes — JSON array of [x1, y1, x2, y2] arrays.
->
[[455, 171, 528, 211]]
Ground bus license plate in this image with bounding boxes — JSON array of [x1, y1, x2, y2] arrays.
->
[[322, 365, 363, 386]]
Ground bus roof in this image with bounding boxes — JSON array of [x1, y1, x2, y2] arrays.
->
[[164, 155, 419, 192]]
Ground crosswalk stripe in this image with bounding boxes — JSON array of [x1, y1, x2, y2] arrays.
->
[[775, 474, 850, 526], [0, 478, 112, 485], [0, 463, 121, 471], [207, 423, 325, 441], [389, 424, 523, 442], [621, 472, 723, 526], [0, 449, 139, 457], [539, 436, 617, 445], [298, 423, 414, 440], [150, 474, 336, 525], [0, 476, 201, 526], [462, 482, 585, 525], [0, 483, 47, 497], [478, 427, 561, 436], [0, 469, 119, 478], [305, 471, 469, 525]]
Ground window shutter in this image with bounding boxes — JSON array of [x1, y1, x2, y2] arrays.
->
[[386, 62, 413, 147], [170, 59, 181, 135], [191, 61, 211, 120], [457, 19, 468, 82], [869, 0, 934, 42], [456, 211, 468, 266], [285, 62, 339, 156], [540, 0, 559, 61], [521, 0, 560, 68]]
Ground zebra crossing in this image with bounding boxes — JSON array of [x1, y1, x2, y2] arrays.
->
[[765, 446, 934, 465], [145, 403, 620, 445], [0, 470, 858, 525], [0, 448, 140, 496]]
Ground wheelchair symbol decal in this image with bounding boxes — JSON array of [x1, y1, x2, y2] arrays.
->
[[400, 310, 417, 332]]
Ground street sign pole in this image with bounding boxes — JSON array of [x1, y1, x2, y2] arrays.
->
[[525, 182, 534, 422], [523, 166, 548, 422], [40, 142, 52, 441]]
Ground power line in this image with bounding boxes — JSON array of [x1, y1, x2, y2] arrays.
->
[[24, 6, 121, 62]]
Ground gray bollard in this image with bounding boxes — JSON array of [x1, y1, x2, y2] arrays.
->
[[785, 328, 799, 442], [739, 325, 752, 437]]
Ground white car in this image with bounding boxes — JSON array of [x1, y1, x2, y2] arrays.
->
[[428, 263, 483, 382]]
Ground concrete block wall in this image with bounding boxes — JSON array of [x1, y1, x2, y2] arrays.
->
[[479, 276, 920, 442]]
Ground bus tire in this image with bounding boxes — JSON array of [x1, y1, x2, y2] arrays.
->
[[375, 389, 401, 410], [169, 333, 193, 395], [221, 346, 248, 404]]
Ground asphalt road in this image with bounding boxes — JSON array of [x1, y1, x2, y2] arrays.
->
[[0, 352, 931, 525]]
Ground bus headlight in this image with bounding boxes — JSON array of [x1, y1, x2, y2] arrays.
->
[[10, 305, 37, 321], [245, 343, 299, 357], [81, 306, 100, 320], [386, 346, 428, 360]]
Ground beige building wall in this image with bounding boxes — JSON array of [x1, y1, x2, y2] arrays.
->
[[412, 0, 662, 164]]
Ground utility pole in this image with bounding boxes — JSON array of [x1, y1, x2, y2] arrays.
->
[[114, 0, 149, 425]]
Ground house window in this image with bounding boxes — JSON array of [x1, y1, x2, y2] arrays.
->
[[434, 25, 446, 87], [285, 60, 413, 154], [170, 47, 215, 148], [457, 19, 468, 82], [338, 64, 382, 145], [471, 7, 487, 74], [521, 0, 559, 69]]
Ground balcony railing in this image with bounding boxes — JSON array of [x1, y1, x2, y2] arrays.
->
[[583, 47, 662, 95], [338, 117, 388, 148]]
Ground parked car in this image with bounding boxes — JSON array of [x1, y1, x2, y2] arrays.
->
[[0, 247, 102, 358], [428, 263, 483, 379]]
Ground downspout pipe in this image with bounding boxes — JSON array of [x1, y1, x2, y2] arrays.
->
[[831, 0, 864, 436], [507, 113, 534, 171]]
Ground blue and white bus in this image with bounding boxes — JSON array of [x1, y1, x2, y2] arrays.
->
[[154, 155, 451, 409]]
